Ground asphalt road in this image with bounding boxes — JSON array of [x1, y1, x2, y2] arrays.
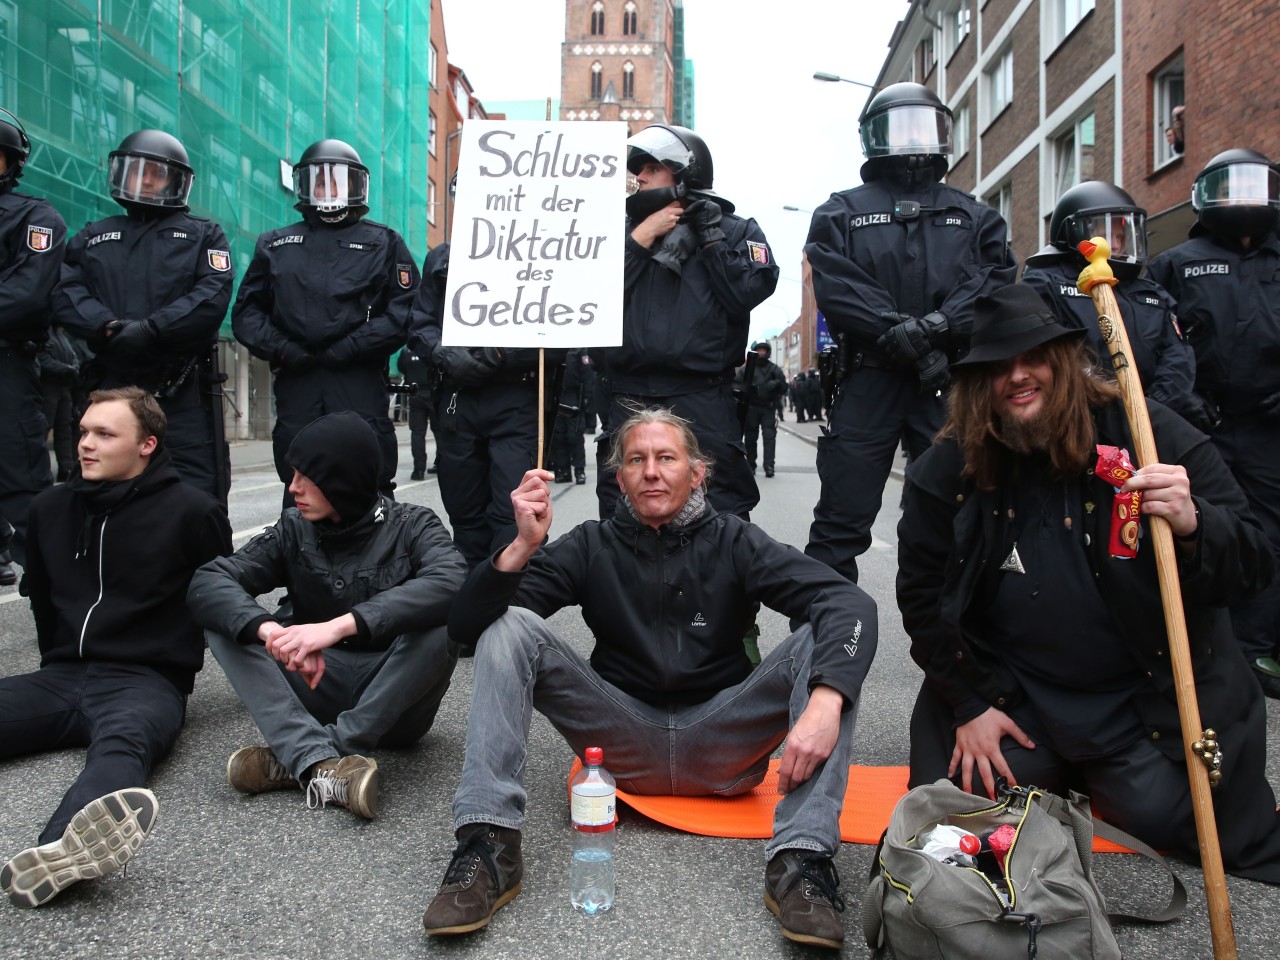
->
[[1, 422, 1278, 959]]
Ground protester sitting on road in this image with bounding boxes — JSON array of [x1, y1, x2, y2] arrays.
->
[[187, 412, 467, 821], [1, 387, 231, 908], [421, 407, 878, 949], [897, 283, 1280, 882]]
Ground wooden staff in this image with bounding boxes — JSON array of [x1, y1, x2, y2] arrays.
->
[[535, 96, 553, 470], [1076, 238, 1237, 960]]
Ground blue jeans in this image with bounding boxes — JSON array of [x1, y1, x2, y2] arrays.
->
[[207, 627, 458, 780], [0, 661, 186, 844], [452, 608, 857, 860]]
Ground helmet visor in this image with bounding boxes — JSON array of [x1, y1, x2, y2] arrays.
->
[[1062, 210, 1147, 265], [625, 127, 692, 177], [860, 105, 953, 158], [1193, 162, 1280, 210], [108, 154, 192, 207], [295, 162, 369, 212]]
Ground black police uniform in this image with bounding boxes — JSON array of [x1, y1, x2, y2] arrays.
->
[[232, 217, 418, 499], [740, 354, 786, 476], [0, 189, 64, 564], [1022, 252, 1195, 409], [407, 243, 559, 567], [595, 211, 779, 520], [804, 178, 1016, 581], [396, 346, 434, 477], [550, 348, 588, 483], [53, 210, 233, 503], [1149, 230, 1280, 663]]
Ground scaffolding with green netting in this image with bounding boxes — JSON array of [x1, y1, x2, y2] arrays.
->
[[2, 0, 430, 432]]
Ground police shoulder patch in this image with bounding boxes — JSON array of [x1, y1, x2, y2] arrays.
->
[[208, 249, 232, 272], [27, 225, 54, 252], [746, 240, 770, 266], [396, 263, 413, 289]]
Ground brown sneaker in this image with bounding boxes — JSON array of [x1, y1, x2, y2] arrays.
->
[[764, 850, 846, 949], [423, 824, 523, 936], [227, 747, 297, 794], [305, 755, 378, 820]]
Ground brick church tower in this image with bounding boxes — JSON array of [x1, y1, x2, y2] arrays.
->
[[560, 0, 678, 134]]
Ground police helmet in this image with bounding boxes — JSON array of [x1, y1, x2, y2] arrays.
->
[[1049, 181, 1148, 280], [0, 109, 31, 186], [753, 341, 772, 357], [294, 139, 370, 218], [108, 130, 194, 210], [625, 124, 734, 214], [859, 82, 953, 183], [1191, 148, 1279, 241]]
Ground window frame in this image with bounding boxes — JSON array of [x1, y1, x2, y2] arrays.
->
[[622, 61, 635, 100], [428, 43, 438, 88], [1050, 111, 1096, 199], [590, 1, 605, 36], [1152, 55, 1185, 171], [428, 109, 437, 157], [984, 47, 1013, 124], [944, 3, 972, 61], [590, 61, 603, 100], [623, 1, 638, 36], [1049, 0, 1095, 50]]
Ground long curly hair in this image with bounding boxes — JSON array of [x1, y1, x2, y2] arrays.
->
[[941, 338, 1120, 490]]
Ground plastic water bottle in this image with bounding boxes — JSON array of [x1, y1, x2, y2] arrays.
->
[[570, 746, 616, 915]]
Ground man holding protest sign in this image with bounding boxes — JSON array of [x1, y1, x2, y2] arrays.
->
[[594, 124, 779, 520]]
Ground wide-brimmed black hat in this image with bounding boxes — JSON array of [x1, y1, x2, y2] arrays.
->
[[952, 283, 1086, 367]]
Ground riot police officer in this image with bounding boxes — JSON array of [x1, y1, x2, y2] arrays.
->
[[739, 341, 787, 478], [595, 123, 778, 520], [1148, 148, 1280, 691], [52, 129, 232, 504], [233, 139, 418, 502], [0, 111, 63, 575], [406, 242, 560, 567], [1022, 181, 1200, 422], [396, 344, 435, 480], [804, 82, 1016, 582], [550, 348, 589, 485]]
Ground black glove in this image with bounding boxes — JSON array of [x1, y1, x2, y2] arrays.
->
[[437, 346, 500, 387], [916, 348, 951, 393], [1175, 392, 1222, 432], [557, 402, 581, 417], [106, 319, 158, 358], [1257, 391, 1280, 421], [276, 341, 316, 372], [680, 199, 725, 245], [877, 316, 935, 364], [919, 311, 950, 344], [319, 336, 358, 367]]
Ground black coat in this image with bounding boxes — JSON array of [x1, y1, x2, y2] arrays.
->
[[188, 496, 466, 652], [0, 190, 66, 343], [897, 400, 1280, 878], [449, 501, 878, 709], [23, 450, 231, 693]]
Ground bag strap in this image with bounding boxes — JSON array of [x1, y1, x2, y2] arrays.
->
[[1035, 791, 1187, 924], [861, 830, 889, 953]]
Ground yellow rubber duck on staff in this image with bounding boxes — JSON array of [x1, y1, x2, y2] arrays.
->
[[1076, 236, 1120, 292]]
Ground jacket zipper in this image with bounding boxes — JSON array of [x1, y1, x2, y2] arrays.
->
[[78, 515, 108, 657]]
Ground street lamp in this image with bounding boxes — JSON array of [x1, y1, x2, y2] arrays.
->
[[812, 71, 877, 91]]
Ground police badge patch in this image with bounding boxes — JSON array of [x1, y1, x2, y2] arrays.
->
[[27, 225, 53, 252], [208, 249, 232, 272], [746, 241, 770, 265], [397, 264, 413, 289]]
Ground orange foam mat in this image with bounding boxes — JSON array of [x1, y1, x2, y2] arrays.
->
[[567, 758, 1134, 853]]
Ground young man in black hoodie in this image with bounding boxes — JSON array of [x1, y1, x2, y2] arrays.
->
[[188, 412, 466, 820], [1, 387, 231, 908]]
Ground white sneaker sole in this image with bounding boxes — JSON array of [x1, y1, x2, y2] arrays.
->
[[1, 788, 159, 908]]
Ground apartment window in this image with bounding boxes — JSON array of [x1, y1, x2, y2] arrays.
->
[[953, 102, 971, 160], [623, 1, 638, 36], [987, 181, 1013, 244], [590, 1, 604, 36], [945, 3, 971, 59], [590, 61, 603, 99], [428, 178, 437, 226], [622, 61, 635, 99], [428, 43, 438, 87], [1050, 0, 1095, 46], [918, 35, 936, 77], [1154, 56, 1185, 168], [1052, 112, 1096, 197], [985, 48, 1013, 119], [428, 110, 437, 156]]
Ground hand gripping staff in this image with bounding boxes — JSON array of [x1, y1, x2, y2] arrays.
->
[[1076, 238, 1236, 960]]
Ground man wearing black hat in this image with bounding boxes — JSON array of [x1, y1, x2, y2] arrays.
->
[[739, 341, 787, 478], [188, 412, 467, 820], [896, 283, 1280, 882]]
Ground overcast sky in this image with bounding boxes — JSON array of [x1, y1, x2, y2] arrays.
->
[[440, 0, 911, 344]]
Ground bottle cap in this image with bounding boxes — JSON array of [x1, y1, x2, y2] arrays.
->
[[959, 833, 980, 856], [584, 746, 603, 765]]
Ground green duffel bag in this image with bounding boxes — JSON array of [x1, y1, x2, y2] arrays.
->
[[863, 779, 1185, 959]]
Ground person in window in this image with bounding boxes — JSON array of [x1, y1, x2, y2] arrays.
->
[[898, 283, 1280, 883]]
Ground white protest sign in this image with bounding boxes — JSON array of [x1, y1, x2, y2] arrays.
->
[[443, 120, 627, 348]]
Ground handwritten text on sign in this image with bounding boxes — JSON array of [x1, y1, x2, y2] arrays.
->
[[443, 120, 627, 348]]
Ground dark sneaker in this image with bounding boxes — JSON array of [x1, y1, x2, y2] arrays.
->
[[227, 746, 297, 794], [0, 561, 15, 587], [764, 467, 775, 478], [764, 850, 846, 949], [423, 824, 523, 936], [2, 788, 158, 908], [306, 755, 378, 820], [554, 471, 572, 484], [575, 470, 586, 485], [410, 471, 425, 481]]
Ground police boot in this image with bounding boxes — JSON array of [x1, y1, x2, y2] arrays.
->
[[0, 552, 15, 587]]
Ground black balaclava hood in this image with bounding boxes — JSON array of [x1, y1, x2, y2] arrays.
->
[[286, 412, 380, 525]]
